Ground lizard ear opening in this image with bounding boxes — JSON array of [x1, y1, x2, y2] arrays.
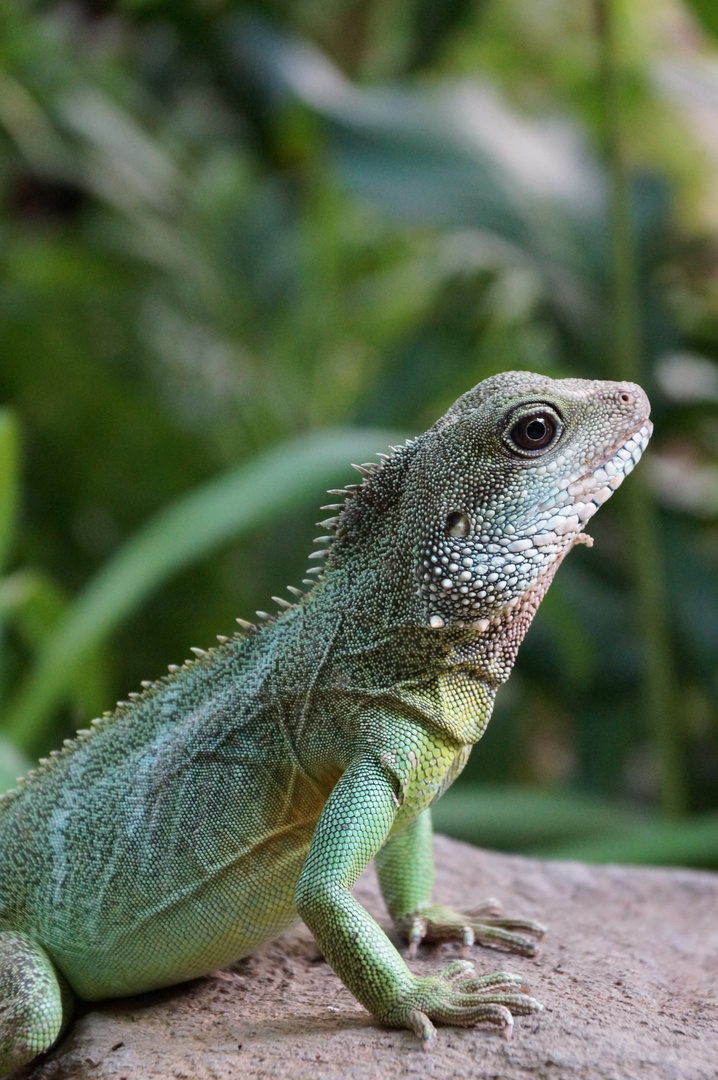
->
[[445, 512, 470, 537]]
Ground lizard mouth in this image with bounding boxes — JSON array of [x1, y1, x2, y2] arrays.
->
[[528, 419, 653, 544], [584, 418, 653, 484], [571, 419, 653, 512]]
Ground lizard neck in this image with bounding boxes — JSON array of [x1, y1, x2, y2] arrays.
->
[[302, 557, 560, 748], [424, 571, 560, 744], [312, 552, 558, 683]]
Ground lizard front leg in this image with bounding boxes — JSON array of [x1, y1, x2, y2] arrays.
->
[[375, 808, 546, 959], [295, 757, 541, 1048]]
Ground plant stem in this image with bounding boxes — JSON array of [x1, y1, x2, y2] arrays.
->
[[595, 0, 685, 816]]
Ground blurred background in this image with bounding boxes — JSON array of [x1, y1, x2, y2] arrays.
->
[[1, 0, 717, 868]]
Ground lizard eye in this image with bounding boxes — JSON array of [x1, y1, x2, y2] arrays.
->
[[445, 511, 470, 537], [506, 409, 561, 455]]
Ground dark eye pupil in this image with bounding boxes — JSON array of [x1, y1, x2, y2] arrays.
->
[[525, 419, 546, 441], [510, 412, 557, 451]]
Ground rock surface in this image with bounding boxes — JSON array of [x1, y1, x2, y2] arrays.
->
[[16, 837, 718, 1080]]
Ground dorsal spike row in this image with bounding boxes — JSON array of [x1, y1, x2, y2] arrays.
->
[[168, 664, 181, 673], [320, 503, 344, 511], [140, 680, 154, 689], [255, 611, 271, 621], [307, 549, 328, 560], [312, 536, 332, 544], [272, 596, 293, 609], [216, 634, 230, 644], [302, 578, 318, 586], [190, 646, 211, 660], [305, 566, 323, 575], [326, 488, 348, 497], [317, 516, 341, 529], [236, 618, 255, 631]]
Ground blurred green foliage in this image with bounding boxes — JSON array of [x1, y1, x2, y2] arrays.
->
[[1, 0, 718, 866]]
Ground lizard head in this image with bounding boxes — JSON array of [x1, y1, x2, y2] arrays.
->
[[411, 370, 651, 662]]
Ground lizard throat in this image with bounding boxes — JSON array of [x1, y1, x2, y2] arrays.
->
[[444, 553, 568, 684]]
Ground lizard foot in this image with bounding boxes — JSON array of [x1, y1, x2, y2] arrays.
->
[[397, 901, 546, 959], [379, 960, 542, 1050]]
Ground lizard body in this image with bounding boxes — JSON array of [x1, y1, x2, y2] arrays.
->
[[0, 371, 651, 1070]]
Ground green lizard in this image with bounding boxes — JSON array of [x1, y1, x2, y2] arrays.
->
[[0, 371, 651, 1072]]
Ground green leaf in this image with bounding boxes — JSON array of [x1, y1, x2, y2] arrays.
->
[[0, 569, 112, 737], [683, 0, 718, 38], [0, 736, 32, 794], [0, 410, 20, 577], [432, 784, 647, 850], [3, 428, 404, 752], [434, 784, 718, 869], [543, 813, 718, 868], [0, 569, 67, 644], [232, 17, 607, 315]]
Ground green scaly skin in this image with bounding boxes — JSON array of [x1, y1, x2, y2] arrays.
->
[[0, 372, 651, 1070]]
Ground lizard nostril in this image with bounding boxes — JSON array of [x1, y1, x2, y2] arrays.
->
[[619, 391, 634, 405]]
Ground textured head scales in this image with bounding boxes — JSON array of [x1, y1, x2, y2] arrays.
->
[[408, 370, 651, 675]]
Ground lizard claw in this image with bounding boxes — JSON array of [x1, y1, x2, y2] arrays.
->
[[409, 1008, 436, 1051], [408, 917, 427, 959], [499, 1006, 514, 1040]]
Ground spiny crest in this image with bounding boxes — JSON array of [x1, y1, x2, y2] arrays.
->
[[0, 436, 414, 809], [307, 437, 417, 573], [0, 634, 246, 808]]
